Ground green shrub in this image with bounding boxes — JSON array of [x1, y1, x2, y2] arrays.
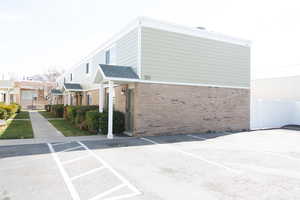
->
[[75, 109, 86, 125], [99, 111, 125, 135], [66, 106, 80, 123], [11, 103, 21, 113], [75, 106, 99, 127], [45, 104, 52, 112], [85, 110, 101, 131], [65, 105, 98, 124], [0, 104, 18, 118], [0, 108, 8, 120], [52, 104, 64, 117]]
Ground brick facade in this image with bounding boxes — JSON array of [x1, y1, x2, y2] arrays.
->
[[132, 83, 250, 136], [114, 85, 127, 113]]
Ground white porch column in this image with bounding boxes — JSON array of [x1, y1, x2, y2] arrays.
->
[[68, 93, 71, 105], [107, 80, 114, 139], [63, 94, 66, 106], [5, 89, 9, 105], [99, 83, 104, 113]]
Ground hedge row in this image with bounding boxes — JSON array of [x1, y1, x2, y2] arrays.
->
[[0, 103, 21, 120], [44, 104, 64, 118], [45, 105, 125, 135]]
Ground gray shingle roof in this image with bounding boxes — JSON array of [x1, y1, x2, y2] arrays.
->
[[64, 83, 83, 90], [99, 64, 139, 80], [51, 89, 63, 94]]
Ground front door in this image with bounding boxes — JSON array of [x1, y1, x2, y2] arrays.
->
[[125, 89, 134, 134]]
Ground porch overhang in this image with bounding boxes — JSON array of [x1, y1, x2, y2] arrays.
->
[[63, 83, 83, 92], [51, 89, 63, 96], [93, 64, 139, 139], [93, 64, 140, 84]]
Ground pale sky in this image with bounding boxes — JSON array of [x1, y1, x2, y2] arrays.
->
[[1, 0, 300, 79]]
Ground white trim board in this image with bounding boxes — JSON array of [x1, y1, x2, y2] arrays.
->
[[99, 77, 249, 89]]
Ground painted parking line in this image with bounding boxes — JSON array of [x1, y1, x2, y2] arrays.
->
[[140, 137, 242, 174], [52, 141, 72, 146], [47, 143, 81, 200], [62, 154, 91, 165], [70, 166, 105, 181], [186, 134, 300, 162], [77, 141, 142, 198], [48, 141, 141, 200], [61, 145, 84, 153], [89, 184, 127, 200], [187, 134, 207, 140]]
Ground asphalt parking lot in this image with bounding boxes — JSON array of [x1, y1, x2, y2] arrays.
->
[[1, 129, 300, 200]]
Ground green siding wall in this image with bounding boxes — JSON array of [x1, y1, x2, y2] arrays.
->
[[116, 28, 138, 72], [141, 27, 250, 87]]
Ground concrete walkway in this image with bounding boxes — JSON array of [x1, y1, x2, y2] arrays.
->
[[30, 111, 65, 139], [0, 111, 123, 146]]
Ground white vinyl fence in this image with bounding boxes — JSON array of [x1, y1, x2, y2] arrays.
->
[[251, 99, 300, 130]]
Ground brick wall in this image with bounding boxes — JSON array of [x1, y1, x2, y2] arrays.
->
[[133, 83, 250, 136], [114, 85, 127, 113]]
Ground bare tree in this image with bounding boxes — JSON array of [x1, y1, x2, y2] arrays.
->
[[43, 67, 65, 82], [30, 67, 65, 82]]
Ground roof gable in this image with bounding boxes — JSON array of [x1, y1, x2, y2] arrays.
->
[[63, 83, 83, 90], [99, 64, 139, 80]]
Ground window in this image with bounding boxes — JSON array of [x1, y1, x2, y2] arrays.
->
[[63, 77, 66, 83], [86, 94, 93, 105], [86, 63, 89, 74], [89, 95, 93, 105], [86, 94, 89, 105], [70, 73, 72, 81], [105, 50, 110, 64]]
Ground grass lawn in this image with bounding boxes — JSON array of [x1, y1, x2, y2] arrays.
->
[[0, 120, 34, 139], [49, 119, 96, 137], [39, 111, 60, 118], [14, 111, 30, 119]]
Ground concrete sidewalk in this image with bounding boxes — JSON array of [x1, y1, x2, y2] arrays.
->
[[0, 111, 123, 146], [30, 111, 65, 139]]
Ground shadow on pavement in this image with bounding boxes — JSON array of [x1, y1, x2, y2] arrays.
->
[[0, 131, 247, 159]]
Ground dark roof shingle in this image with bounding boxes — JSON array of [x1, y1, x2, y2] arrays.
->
[[64, 83, 83, 90], [51, 89, 63, 94], [99, 64, 139, 79]]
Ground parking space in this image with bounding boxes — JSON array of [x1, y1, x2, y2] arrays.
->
[[1, 129, 300, 199]]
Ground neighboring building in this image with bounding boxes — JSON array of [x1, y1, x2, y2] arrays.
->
[[52, 17, 251, 137], [14, 81, 56, 109], [0, 80, 18, 104], [252, 76, 300, 101], [0, 80, 56, 109], [251, 75, 300, 130]]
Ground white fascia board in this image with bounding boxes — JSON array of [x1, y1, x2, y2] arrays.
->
[[105, 77, 139, 83], [65, 89, 83, 92], [137, 80, 250, 89], [102, 77, 249, 89], [139, 16, 251, 47], [98, 67, 107, 80]]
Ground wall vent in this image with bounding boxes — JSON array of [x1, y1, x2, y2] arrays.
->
[[196, 27, 206, 30], [144, 75, 151, 80]]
